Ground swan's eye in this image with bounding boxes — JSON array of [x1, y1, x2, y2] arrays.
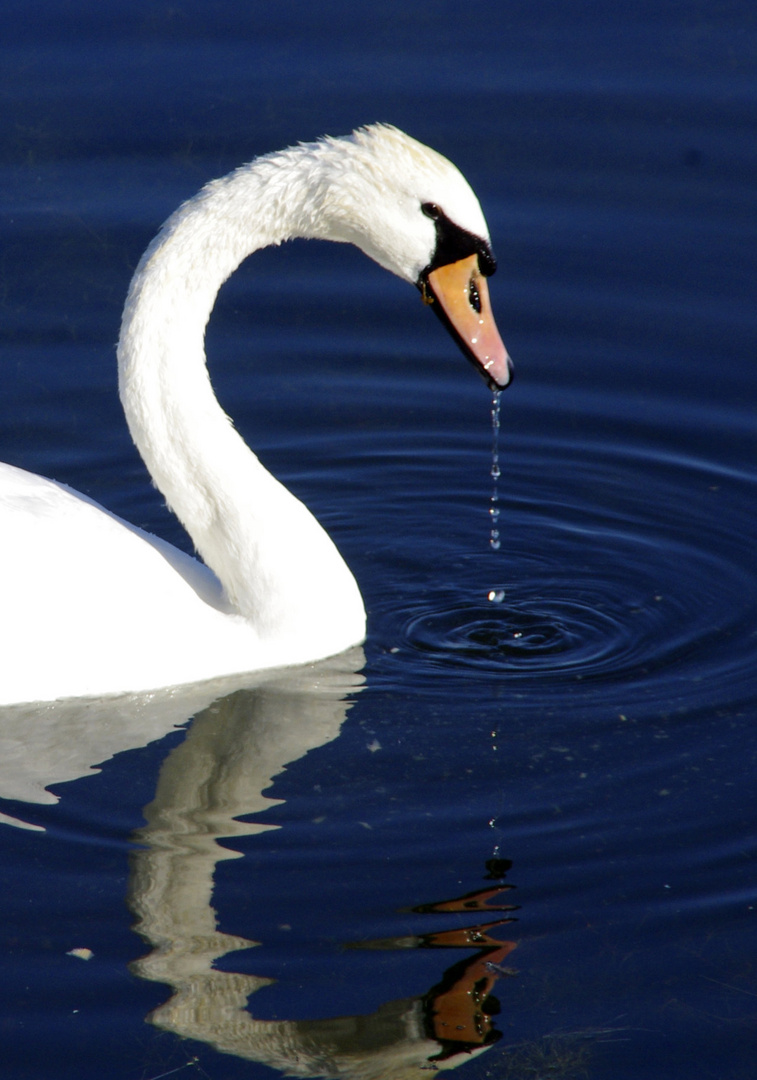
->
[[422, 202, 442, 220], [468, 277, 482, 313]]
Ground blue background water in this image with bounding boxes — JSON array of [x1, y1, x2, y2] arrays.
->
[[1, 3, 756, 1078]]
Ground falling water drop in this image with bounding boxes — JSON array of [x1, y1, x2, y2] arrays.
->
[[489, 390, 502, 551]]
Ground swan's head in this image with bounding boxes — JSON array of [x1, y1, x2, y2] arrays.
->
[[308, 124, 512, 390]]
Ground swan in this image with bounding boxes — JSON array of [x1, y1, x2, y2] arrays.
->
[[0, 124, 511, 706]]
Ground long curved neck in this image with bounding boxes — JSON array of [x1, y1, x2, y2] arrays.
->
[[116, 148, 364, 654]]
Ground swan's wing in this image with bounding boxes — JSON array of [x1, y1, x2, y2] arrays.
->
[[0, 463, 256, 703]]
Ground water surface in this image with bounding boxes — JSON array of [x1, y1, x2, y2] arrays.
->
[[1, 3, 756, 1078]]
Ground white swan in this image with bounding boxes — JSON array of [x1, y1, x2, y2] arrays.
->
[[0, 124, 510, 706]]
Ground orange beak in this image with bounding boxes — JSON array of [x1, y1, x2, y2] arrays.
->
[[424, 254, 512, 390]]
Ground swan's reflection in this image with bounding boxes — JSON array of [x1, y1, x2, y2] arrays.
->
[[0, 651, 516, 1077], [128, 657, 517, 1078], [0, 666, 330, 829]]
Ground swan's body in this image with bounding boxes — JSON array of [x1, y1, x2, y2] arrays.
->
[[0, 125, 510, 706]]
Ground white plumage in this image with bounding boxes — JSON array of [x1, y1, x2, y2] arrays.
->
[[0, 125, 509, 705]]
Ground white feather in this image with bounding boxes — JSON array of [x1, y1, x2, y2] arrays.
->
[[0, 125, 493, 705]]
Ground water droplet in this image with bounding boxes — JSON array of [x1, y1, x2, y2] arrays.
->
[[488, 390, 503, 550]]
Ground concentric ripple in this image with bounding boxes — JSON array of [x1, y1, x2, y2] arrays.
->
[[369, 435, 757, 710], [405, 593, 620, 673]]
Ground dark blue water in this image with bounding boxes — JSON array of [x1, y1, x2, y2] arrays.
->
[[1, 3, 756, 1078]]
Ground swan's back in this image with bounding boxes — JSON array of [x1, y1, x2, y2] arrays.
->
[[0, 463, 264, 704]]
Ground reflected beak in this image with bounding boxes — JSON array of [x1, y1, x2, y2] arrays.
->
[[423, 254, 512, 390]]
